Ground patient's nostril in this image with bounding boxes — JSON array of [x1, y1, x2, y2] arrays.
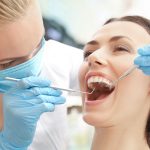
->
[[95, 60, 102, 65]]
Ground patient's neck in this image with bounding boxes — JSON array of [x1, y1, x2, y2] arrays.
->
[[0, 94, 3, 130], [91, 122, 149, 150]]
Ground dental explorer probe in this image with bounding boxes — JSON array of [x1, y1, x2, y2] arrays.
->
[[4, 77, 95, 94], [113, 65, 138, 84]]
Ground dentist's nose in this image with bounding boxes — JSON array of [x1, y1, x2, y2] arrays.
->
[[88, 50, 108, 68]]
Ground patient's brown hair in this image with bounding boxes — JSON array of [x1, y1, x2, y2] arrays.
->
[[104, 15, 150, 147]]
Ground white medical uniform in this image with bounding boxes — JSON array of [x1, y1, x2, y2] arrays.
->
[[28, 40, 83, 150]]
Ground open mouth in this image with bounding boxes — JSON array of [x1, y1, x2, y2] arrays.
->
[[87, 76, 115, 100]]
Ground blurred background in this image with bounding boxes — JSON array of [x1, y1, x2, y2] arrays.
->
[[39, 0, 150, 48], [38, 0, 150, 149]]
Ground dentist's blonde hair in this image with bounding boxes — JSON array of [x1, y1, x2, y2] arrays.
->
[[0, 0, 32, 23]]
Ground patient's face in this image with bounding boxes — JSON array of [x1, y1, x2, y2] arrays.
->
[[79, 21, 150, 127]]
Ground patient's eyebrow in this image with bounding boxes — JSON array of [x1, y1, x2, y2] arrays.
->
[[86, 40, 99, 46], [109, 36, 133, 42], [86, 36, 133, 46]]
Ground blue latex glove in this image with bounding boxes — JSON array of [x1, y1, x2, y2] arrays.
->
[[0, 76, 65, 150], [134, 45, 150, 75]]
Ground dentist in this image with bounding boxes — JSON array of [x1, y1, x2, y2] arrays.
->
[[0, 0, 82, 150]]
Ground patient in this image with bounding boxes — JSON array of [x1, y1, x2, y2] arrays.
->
[[78, 15, 150, 150]]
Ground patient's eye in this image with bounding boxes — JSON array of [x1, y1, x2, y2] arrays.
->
[[114, 45, 130, 52], [83, 51, 93, 59]]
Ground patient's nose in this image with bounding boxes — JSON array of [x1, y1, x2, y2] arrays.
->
[[88, 50, 108, 68]]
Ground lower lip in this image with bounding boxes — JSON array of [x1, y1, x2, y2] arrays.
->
[[85, 99, 104, 105]]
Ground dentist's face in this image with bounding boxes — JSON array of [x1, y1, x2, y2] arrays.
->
[[0, 1, 44, 70], [79, 21, 150, 127]]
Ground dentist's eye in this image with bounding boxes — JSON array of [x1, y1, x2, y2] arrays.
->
[[0, 61, 16, 69]]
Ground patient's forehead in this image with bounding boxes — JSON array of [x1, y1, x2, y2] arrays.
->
[[93, 21, 150, 47]]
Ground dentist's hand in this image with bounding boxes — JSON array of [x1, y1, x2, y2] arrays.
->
[[134, 45, 150, 75], [0, 76, 65, 150]]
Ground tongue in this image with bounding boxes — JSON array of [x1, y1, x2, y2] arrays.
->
[[97, 93, 108, 100], [88, 90, 109, 100], [87, 82, 115, 101]]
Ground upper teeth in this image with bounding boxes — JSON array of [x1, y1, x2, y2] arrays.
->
[[87, 76, 113, 88]]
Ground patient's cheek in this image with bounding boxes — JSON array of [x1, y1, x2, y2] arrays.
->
[[78, 64, 87, 86], [112, 61, 131, 78]]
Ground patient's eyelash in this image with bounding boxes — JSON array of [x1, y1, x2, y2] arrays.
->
[[114, 45, 130, 52], [84, 51, 93, 59]]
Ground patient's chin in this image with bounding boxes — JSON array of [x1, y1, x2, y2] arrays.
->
[[82, 112, 109, 127]]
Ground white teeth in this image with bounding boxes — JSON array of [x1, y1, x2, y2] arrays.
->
[[87, 76, 113, 89]]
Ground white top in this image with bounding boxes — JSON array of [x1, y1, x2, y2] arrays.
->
[[28, 40, 83, 150]]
